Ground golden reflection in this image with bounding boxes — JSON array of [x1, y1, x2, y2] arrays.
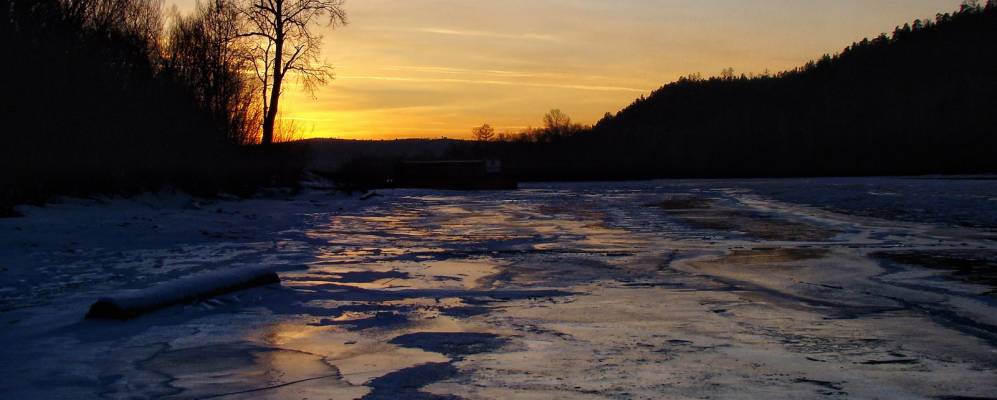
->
[[254, 320, 452, 387]]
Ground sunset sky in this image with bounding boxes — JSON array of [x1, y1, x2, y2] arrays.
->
[[167, 0, 959, 139]]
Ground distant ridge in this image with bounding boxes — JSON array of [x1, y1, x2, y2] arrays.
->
[[451, 3, 997, 180], [300, 137, 466, 173]]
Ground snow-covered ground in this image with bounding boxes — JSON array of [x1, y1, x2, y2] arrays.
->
[[1, 177, 995, 399]]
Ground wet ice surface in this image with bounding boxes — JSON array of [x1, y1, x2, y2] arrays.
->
[[1, 177, 996, 399]]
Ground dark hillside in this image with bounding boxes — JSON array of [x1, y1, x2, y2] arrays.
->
[[450, 2, 997, 179]]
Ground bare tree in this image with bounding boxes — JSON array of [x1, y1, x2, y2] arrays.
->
[[543, 109, 571, 132], [167, 0, 260, 145], [720, 67, 736, 80], [239, 0, 347, 145], [472, 123, 495, 142]]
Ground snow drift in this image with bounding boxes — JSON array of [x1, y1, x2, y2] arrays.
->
[[86, 266, 280, 319]]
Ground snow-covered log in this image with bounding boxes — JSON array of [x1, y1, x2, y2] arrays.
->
[[86, 266, 280, 319]]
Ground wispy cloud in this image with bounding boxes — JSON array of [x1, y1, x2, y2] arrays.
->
[[381, 65, 541, 79], [371, 26, 561, 42], [416, 27, 560, 42], [337, 74, 646, 93]]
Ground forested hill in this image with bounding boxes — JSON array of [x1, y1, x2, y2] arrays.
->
[[469, 3, 997, 179], [589, 2, 997, 177]]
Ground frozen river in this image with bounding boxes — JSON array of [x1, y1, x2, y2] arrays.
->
[[1, 178, 996, 399]]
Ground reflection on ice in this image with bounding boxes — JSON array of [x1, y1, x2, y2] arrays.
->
[[2, 179, 997, 399]]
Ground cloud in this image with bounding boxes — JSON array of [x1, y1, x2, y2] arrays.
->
[[413, 27, 561, 42], [337, 75, 647, 93], [381, 65, 540, 78]]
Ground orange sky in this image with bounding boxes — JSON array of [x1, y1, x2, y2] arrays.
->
[[167, 0, 960, 140]]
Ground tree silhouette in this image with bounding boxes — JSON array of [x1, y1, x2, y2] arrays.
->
[[543, 109, 571, 134], [962, 0, 981, 12], [720, 67, 736, 80], [166, 0, 260, 145], [472, 124, 495, 142], [1, 0, 309, 214], [239, 0, 347, 145]]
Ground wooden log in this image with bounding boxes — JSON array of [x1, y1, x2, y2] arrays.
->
[[86, 266, 280, 320]]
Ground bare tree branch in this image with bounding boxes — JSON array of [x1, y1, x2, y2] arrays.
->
[[236, 0, 346, 145]]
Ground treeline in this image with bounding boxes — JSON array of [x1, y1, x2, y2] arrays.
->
[[0, 0, 302, 215], [448, 1, 997, 180]]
